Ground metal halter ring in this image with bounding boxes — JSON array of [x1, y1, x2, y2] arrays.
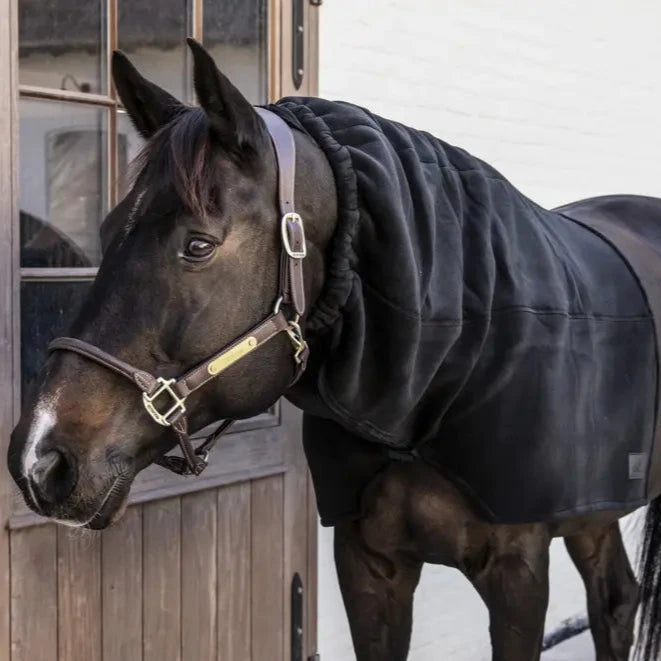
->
[[286, 319, 308, 364], [142, 377, 187, 426], [196, 448, 210, 464]]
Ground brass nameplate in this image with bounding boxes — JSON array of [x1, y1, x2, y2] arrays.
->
[[207, 336, 258, 375]]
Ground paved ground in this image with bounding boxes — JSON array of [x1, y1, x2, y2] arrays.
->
[[542, 631, 594, 660]]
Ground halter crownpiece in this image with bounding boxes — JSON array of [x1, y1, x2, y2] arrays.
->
[[48, 108, 308, 476]]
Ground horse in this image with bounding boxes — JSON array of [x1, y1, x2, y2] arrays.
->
[[8, 39, 661, 661]]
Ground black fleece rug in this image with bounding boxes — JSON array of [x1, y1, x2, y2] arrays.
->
[[269, 98, 659, 525]]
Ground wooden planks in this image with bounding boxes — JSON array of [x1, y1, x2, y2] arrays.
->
[[282, 404, 310, 659], [5, 418, 307, 661], [217, 482, 251, 661], [8, 471, 307, 661], [251, 475, 284, 661], [181, 490, 217, 661], [102, 505, 143, 661], [10, 526, 58, 661], [57, 528, 102, 661], [0, 0, 17, 656], [143, 498, 182, 661], [306, 473, 319, 657], [268, 0, 282, 101], [129, 423, 283, 505]]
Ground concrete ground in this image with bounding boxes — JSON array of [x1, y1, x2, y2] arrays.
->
[[542, 631, 594, 660]]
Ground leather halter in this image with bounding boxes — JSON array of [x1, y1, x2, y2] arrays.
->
[[48, 108, 309, 476]]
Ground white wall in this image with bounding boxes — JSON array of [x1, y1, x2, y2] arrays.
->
[[316, 1, 661, 659]]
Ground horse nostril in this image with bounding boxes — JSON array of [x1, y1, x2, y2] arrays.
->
[[29, 450, 77, 505]]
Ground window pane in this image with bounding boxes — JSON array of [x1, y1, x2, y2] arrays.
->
[[204, 0, 268, 104], [118, 0, 192, 101], [117, 110, 146, 199], [19, 0, 106, 94], [20, 100, 109, 267], [21, 280, 92, 401]]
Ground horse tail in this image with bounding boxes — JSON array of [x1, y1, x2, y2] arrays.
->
[[636, 496, 661, 660]]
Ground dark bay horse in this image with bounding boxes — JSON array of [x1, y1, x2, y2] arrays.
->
[[8, 40, 661, 661]]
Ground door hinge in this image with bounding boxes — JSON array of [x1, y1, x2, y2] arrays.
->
[[310, 0, 323, 5], [292, 0, 305, 89], [292, 573, 304, 661]]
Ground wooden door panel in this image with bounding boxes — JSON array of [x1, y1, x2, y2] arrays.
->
[[2, 2, 321, 658], [251, 475, 285, 661], [7, 418, 312, 661], [306, 474, 318, 656], [181, 490, 218, 661], [102, 505, 143, 661], [128, 417, 285, 506], [0, 0, 16, 657], [57, 528, 102, 661], [284, 404, 313, 659], [10, 526, 58, 661], [217, 481, 252, 661], [143, 498, 182, 661]]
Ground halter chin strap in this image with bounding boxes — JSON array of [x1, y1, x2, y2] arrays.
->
[[48, 108, 309, 476]]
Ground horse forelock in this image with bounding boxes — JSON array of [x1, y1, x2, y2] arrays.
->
[[129, 107, 222, 222]]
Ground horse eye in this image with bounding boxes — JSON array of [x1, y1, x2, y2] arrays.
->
[[183, 237, 216, 261]]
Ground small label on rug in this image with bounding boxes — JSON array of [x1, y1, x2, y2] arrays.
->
[[629, 453, 647, 480]]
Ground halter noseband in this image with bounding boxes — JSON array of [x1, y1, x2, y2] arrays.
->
[[48, 108, 309, 476]]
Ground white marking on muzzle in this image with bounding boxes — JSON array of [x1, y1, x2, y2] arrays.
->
[[22, 393, 93, 529], [23, 397, 57, 483]]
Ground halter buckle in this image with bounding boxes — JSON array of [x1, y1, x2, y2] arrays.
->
[[281, 212, 307, 259], [142, 377, 187, 426]]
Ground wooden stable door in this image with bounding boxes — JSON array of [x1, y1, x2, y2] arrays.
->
[[0, 0, 320, 659], [9, 404, 317, 661]]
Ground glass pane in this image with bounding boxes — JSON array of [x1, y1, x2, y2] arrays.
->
[[117, 111, 146, 198], [19, 0, 106, 94], [21, 280, 92, 401], [118, 0, 192, 101], [204, 0, 268, 104], [20, 99, 109, 267]]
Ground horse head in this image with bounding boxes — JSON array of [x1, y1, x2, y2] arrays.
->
[[8, 40, 336, 528]]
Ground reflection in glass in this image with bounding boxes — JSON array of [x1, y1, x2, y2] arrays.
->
[[19, 0, 106, 93], [118, 0, 192, 101], [117, 111, 146, 199], [204, 0, 267, 104], [20, 100, 109, 267], [21, 280, 92, 402]]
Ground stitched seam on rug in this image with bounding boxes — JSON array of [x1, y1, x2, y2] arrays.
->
[[360, 279, 653, 326]]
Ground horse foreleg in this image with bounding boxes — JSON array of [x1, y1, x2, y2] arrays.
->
[[464, 525, 551, 661], [334, 519, 422, 661], [565, 522, 639, 661]]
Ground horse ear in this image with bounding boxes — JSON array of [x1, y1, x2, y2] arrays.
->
[[112, 51, 184, 139], [186, 38, 264, 155]]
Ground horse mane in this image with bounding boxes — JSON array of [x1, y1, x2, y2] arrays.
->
[[130, 107, 221, 219]]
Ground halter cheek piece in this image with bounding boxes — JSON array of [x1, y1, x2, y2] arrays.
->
[[48, 108, 309, 476]]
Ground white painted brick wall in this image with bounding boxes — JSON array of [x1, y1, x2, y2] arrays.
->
[[315, 1, 661, 659]]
